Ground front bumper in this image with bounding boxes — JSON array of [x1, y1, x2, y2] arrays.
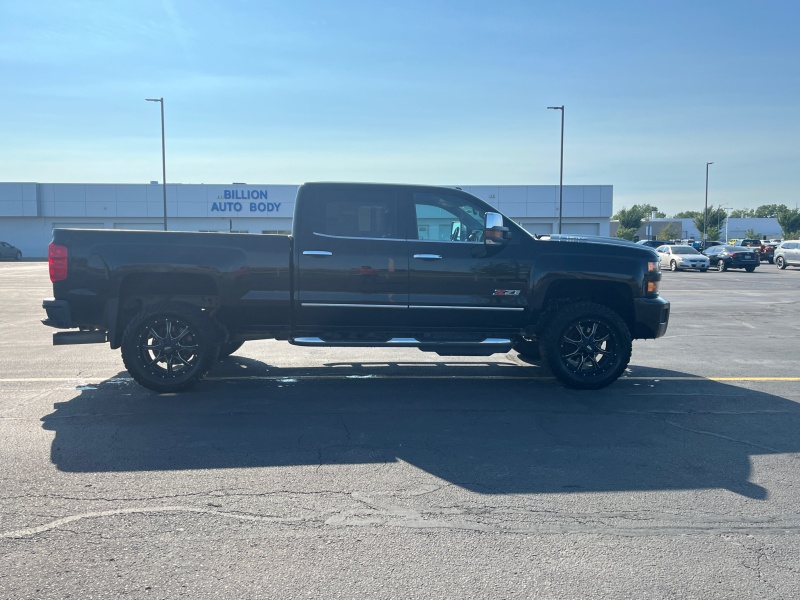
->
[[633, 296, 670, 339], [680, 263, 709, 270]]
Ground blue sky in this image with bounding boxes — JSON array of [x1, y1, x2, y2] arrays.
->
[[1, 0, 798, 215]]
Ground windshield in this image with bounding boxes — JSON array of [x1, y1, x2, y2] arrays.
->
[[672, 246, 700, 255]]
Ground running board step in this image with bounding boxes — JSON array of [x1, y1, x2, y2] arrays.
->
[[53, 330, 108, 345], [289, 337, 513, 356]]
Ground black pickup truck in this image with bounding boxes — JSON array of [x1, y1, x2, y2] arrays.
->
[[43, 182, 669, 392]]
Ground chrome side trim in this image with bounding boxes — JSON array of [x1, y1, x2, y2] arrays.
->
[[310, 231, 481, 245], [300, 303, 523, 311], [241, 291, 291, 301], [409, 305, 524, 311], [302, 250, 333, 256], [301, 303, 407, 308], [312, 232, 406, 242], [290, 337, 512, 346], [413, 254, 443, 260], [410, 238, 482, 245]]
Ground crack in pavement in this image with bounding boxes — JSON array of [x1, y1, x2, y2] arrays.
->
[[2, 502, 800, 540], [663, 420, 783, 453]]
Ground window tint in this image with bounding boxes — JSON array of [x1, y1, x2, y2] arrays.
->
[[314, 189, 398, 239], [413, 192, 487, 242]]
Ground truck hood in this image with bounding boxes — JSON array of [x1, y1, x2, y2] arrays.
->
[[539, 234, 657, 256]]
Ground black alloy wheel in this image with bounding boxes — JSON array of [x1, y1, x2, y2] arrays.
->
[[121, 301, 220, 393], [539, 302, 632, 390]]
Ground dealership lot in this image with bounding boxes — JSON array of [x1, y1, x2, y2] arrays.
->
[[2, 262, 800, 598]]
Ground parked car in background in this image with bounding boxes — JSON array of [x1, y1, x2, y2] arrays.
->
[[761, 241, 778, 263], [734, 239, 773, 263], [636, 239, 674, 248], [698, 240, 723, 251], [0, 241, 22, 260], [656, 245, 710, 272], [702, 245, 759, 272], [774, 240, 800, 269]]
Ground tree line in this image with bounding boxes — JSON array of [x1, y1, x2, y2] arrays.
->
[[613, 203, 800, 241]]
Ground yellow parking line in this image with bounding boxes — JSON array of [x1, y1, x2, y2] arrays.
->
[[624, 377, 800, 382], [663, 290, 789, 293]]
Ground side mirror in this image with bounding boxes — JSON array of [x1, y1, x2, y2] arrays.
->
[[484, 212, 510, 245]]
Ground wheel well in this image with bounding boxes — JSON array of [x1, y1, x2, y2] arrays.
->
[[111, 274, 220, 348], [537, 280, 635, 334]]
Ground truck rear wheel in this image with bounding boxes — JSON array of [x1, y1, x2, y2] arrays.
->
[[539, 301, 631, 390], [121, 301, 220, 393]]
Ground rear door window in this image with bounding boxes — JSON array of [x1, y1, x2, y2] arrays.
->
[[313, 189, 399, 239]]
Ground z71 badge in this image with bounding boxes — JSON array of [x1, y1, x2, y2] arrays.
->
[[493, 289, 521, 296]]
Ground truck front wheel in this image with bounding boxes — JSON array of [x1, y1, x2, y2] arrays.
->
[[121, 301, 220, 393], [539, 302, 632, 390]]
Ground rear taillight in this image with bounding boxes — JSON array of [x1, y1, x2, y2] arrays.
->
[[49, 243, 68, 282]]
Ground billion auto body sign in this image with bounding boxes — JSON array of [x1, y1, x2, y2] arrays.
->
[[210, 189, 283, 214]]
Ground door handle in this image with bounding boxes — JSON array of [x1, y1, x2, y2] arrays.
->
[[413, 254, 442, 260], [302, 251, 333, 256]]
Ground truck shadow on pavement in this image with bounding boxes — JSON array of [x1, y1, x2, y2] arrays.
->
[[41, 360, 800, 500]]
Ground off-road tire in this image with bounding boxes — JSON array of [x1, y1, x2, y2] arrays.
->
[[539, 301, 632, 390], [121, 301, 220, 393]]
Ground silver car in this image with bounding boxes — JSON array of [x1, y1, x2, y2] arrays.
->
[[0, 241, 22, 260], [656, 244, 710, 272], [775, 240, 800, 269]]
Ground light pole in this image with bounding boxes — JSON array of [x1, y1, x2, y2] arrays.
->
[[146, 97, 168, 231], [721, 206, 731, 243], [547, 105, 564, 234], [703, 161, 713, 246]]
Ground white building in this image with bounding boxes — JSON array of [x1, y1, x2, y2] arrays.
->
[[0, 182, 613, 258], [613, 217, 784, 243]]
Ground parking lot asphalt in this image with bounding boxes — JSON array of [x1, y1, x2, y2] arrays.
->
[[2, 261, 799, 599]]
